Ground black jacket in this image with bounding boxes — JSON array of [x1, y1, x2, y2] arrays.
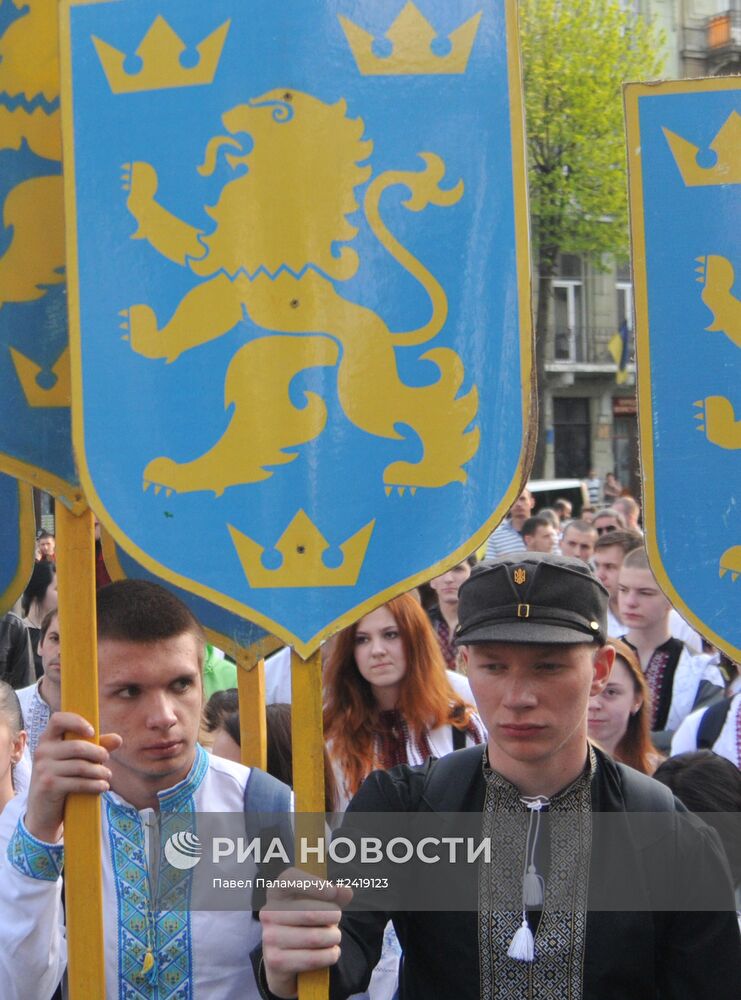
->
[[0, 612, 34, 690], [255, 746, 741, 999]]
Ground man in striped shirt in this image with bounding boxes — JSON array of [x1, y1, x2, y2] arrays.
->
[[485, 487, 533, 560]]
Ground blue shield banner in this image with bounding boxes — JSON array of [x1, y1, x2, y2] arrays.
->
[[0, 0, 82, 508], [626, 77, 741, 661], [62, 0, 533, 654], [0, 472, 35, 614], [101, 530, 282, 662]]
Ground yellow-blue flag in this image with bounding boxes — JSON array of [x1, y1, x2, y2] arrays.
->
[[608, 320, 630, 384]]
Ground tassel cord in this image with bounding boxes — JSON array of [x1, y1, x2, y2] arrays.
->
[[507, 796, 548, 963], [521, 800, 546, 908]]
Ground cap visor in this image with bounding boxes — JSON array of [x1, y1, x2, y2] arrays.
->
[[455, 623, 598, 646]]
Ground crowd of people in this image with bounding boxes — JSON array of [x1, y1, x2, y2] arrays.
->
[[0, 497, 739, 999]]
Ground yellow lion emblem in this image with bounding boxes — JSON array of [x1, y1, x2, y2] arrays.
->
[[122, 88, 479, 495], [0, 0, 65, 306]]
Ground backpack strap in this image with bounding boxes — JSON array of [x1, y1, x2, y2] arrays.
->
[[243, 767, 293, 857], [419, 745, 486, 812], [419, 749, 681, 818], [696, 699, 732, 749], [243, 766, 292, 815]]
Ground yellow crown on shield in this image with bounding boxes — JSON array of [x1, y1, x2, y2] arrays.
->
[[228, 511, 375, 589], [10, 346, 70, 408], [339, 2, 482, 76], [662, 112, 741, 187], [92, 16, 230, 94]]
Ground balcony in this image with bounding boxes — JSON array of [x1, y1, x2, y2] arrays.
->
[[543, 326, 636, 384], [706, 9, 741, 71], [545, 326, 631, 364], [708, 10, 741, 50]]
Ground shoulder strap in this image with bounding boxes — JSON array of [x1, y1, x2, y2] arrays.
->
[[243, 766, 292, 815], [419, 745, 486, 812], [451, 724, 466, 751], [696, 699, 732, 749], [243, 767, 293, 865], [615, 762, 676, 812]]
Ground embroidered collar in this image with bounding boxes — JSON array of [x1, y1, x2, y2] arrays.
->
[[482, 745, 597, 806], [158, 743, 208, 810], [105, 743, 209, 813]]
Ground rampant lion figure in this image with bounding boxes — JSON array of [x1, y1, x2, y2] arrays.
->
[[122, 88, 479, 494], [0, 0, 65, 306]]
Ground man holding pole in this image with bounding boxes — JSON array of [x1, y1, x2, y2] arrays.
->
[[256, 553, 741, 999], [0, 579, 282, 999]]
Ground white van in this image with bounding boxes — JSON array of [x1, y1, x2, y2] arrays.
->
[[527, 479, 590, 517]]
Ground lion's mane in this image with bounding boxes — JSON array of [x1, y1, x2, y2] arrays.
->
[[190, 90, 373, 281]]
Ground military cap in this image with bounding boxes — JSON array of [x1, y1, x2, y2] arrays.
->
[[455, 552, 608, 646]]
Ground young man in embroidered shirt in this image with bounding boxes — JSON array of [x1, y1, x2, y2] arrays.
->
[[0, 580, 275, 1000], [593, 529, 643, 635], [594, 532, 703, 652], [618, 547, 724, 750], [255, 553, 741, 1000]]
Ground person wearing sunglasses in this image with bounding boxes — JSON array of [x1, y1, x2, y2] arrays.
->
[[592, 508, 626, 536]]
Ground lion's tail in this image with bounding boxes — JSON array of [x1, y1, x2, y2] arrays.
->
[[364, 153, 463, 347], [423, 346, 480, 453]]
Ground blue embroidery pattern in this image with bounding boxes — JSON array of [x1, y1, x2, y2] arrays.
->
[[159, 746, 208, 812], [106, 745, 208, 999], [7, 817, 63, 881]]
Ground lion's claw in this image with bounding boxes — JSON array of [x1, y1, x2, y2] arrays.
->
[[143, 476, 174, 498], [694, 396, 741, 450], [719, 545, 741, 582], [695, 254, 741, 349], [119, 304, 178, 361], [384, 486, 419, 496]]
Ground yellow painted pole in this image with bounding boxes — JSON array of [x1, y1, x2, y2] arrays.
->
[[291, 649, 328, 1000], [237, 652, 267, 770], [56, 504, 105, 998]]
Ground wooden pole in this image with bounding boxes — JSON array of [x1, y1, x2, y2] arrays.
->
[[291, 648, 328, 1000], [56, 504, 105, 998], [237, 652, 267, 770]]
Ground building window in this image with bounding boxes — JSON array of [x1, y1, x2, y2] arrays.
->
[[616, 281, 634, 332], [616, 261, 631, 282], [553, 280, 585, 361], [613, 414, 639, 500], [553, 397, 591, 478], [559, 253, 583, 279]]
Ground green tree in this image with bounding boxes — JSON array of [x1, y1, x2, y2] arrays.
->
[[519, 0, 664, 475]]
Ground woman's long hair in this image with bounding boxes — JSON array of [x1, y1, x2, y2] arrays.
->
[[324, 593, 477, 795], [21, 560, 55, 617], [609, 638, 658, 775]]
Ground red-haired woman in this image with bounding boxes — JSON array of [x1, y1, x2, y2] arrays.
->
[[324, 593, 486, 809], [588, 638, 662, 775], [324, 594, 485, 999]]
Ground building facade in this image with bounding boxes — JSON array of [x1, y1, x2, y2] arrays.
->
[[538, 0, 738, 497]]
